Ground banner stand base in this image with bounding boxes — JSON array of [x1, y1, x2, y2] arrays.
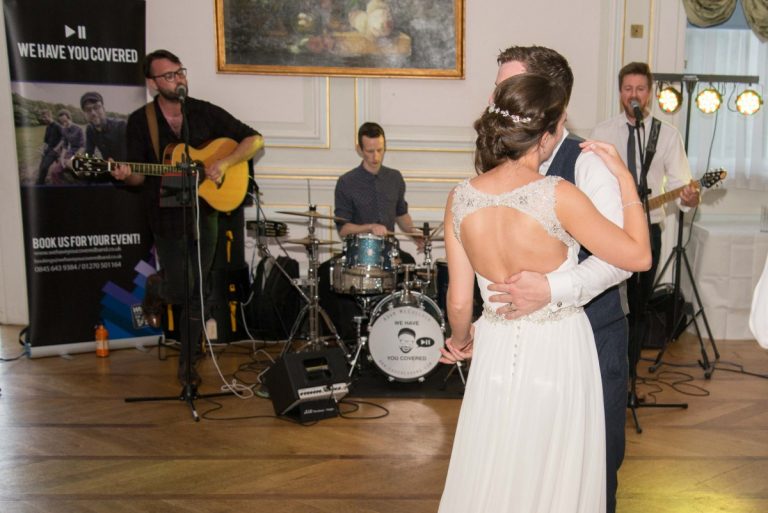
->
[[27, 335, 161, 359]]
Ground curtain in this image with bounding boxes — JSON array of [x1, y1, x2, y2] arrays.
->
[[683, 0, 738, 26], [743, 0, 768, 40], [683, 0, 768, 40], [685, 27, 767, 190]]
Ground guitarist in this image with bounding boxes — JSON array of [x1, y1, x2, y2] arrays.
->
[[112, 49, 263, 387], [591, 62, 700, 346]]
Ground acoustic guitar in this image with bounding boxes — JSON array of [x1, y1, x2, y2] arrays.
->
[[646, 168, 727, 212], [71, 137, 249, 213]]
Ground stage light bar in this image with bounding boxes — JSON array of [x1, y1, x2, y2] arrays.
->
[[735, 89, 763, 115], [657, 86, 682, 113], [696, 87, 722, 114]]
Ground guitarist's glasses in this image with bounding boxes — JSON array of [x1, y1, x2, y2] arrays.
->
[[151, 68, 187, 82]]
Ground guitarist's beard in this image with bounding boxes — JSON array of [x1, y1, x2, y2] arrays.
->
[[157, 87, 185, 102]]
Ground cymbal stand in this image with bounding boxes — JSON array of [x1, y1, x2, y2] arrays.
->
[[418, 221, 442, 298], [280, 205, 348, 357], [421, 222, 434, 271]]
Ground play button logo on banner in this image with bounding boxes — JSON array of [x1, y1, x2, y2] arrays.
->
[[64, 25, 86, 39]]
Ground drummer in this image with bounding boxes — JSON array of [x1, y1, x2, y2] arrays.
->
[[318, 122, 420, 343], [334, 121, 424, 254]]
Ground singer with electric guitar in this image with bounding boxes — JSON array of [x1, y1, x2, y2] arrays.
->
[[112, 49, 263, 389], [591, 61, 701, 345]]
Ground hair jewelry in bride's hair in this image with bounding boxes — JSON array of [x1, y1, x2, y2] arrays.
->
[[487, 102, 532, 124]]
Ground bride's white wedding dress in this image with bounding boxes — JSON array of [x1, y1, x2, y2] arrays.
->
[[438, 176, 606, 513]]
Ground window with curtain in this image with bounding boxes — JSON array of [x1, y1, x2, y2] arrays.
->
[[684, 1, 767, 190]]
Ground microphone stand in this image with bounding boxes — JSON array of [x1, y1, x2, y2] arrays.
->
[[626, 111, 687, 434], [126, 88, 233, 421]]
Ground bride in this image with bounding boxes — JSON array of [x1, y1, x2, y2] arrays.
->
[[437, 73, 650, 513]]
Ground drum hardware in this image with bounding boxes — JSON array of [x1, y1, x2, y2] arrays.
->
[[442, 360, 467, 388], [406, 222, 444, 299], [347, 314, 369, 379], [277, 205, 349, 358], [245, 220, 289, 238], [285, 237, 339, 246], [276, 210, 349, 223]]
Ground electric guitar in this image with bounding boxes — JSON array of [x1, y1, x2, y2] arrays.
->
[[646, 168, 727, 212], [71, 137, 249, 213]]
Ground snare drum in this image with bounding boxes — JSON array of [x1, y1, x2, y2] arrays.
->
[[367, 291, 445, 382], [331, 256, 395, 295]]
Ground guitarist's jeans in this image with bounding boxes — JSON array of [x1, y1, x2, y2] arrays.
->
[[154, 209, 219, 374], [627, 222, 662, 347]]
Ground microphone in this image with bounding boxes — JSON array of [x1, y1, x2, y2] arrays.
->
[[630, 99, 643, 127], [175, 84, 187, 102]]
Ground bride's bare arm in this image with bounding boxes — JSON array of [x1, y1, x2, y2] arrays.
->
[[444, 191, 475, 348], [556, 142, 651, 272]]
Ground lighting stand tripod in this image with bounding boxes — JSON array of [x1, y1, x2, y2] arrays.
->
[[648, 206, 719, 377], [626, 110, 687, 434], [643, 73, 760, 378]]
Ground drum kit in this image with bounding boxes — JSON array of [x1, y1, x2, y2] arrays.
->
[[270, 206, 459, 385]]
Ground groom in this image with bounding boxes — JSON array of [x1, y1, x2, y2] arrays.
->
[[488, 46, 631, 513]]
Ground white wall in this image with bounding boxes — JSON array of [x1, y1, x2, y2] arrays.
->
[[0, 0, 760, 324]]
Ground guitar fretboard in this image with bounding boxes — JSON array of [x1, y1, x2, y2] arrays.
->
[[113, 161, 199, 176], [646, 182, 695, 211]]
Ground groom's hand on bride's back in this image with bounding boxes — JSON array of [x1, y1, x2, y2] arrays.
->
[[487, 271, 551, 319]]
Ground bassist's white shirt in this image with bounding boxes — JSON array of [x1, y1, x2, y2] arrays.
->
[[591, 113, 693, 225]]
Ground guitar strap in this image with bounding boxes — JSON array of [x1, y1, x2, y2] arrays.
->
[[640, 117, 662, 184], [145, 102, 181, 208], [145, 102, 161, 162]]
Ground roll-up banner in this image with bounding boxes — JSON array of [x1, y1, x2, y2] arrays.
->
[[3, 0, 160, 357]]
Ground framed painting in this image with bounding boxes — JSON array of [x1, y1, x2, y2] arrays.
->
[[215, 0, 464, 78]]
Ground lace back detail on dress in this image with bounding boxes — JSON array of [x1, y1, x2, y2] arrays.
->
[[451, 176, 576, 248]]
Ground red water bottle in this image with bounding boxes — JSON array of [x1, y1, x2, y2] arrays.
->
[[95, 323, 109, 357]]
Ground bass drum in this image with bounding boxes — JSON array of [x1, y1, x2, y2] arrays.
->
[[367, 291, 445, 382]]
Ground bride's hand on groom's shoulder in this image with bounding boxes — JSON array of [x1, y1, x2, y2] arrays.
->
[[579, 140, 630, 179]]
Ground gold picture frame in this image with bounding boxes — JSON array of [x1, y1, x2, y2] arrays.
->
[[215, 0, 464, 79]]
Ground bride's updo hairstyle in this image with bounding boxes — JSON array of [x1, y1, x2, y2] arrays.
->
[[474, 73, 567, 173]]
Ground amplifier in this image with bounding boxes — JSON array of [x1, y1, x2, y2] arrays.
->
[[264, 348, 349, 422]]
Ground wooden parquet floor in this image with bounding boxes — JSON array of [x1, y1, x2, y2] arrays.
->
[[1, 324, 767, 513]]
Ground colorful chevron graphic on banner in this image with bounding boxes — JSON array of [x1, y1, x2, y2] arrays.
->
[[99, 254, 161, 339]]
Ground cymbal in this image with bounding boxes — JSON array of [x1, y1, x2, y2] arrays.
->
[[276, 210, 349, 223], [285, 237, 339, 246]]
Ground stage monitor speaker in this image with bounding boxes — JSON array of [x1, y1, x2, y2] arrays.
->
[[264, 348, 349, 422], [643, 283, 688, 349]]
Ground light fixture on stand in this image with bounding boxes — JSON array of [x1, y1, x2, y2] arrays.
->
[[657, 85, 682, 113], [649, 72, 759, 379], [695, 86, 723, 114], [735, 88, 763, 115]]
